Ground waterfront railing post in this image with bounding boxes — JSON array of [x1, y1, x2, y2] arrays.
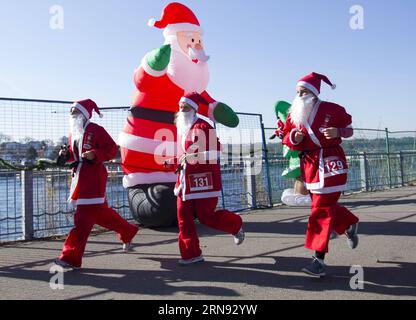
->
[[360, 152, 369, 192], [21, 165, 34, 240], [261, 118, 273, 208], [245, 143, 257, 209], [385, 128, 393, 188], [400, 151, 405, 187]]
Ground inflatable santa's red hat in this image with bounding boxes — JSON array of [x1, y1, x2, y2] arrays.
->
[[148, 2, 203, 37]]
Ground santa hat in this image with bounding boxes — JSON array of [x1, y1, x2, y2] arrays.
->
[[148, 2, 203, 37], [297, 72, 336, 96], [179, 93, 207, 111], [72, 99, 103, 119]]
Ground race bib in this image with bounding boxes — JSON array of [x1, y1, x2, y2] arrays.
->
[[324, 156, 347, 177], [189, 173, 214, 192]]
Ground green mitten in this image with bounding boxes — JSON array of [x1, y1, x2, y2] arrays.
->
[[213, 102, 240, 128], [147, 44, 171, 71]]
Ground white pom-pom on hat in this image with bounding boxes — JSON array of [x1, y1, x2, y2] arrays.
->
[[331, 84, 337, 90], [148, 18, 156, 27]]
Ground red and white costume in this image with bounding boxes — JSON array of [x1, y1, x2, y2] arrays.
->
[[60, 100, 138, 268], [174, 117, 222, 201], [67, 122, 117, 207], [120, 3, 219, 188], [283, 73, 359, 253], [283, 100, 352, 194], [174, 95, 242, 260]]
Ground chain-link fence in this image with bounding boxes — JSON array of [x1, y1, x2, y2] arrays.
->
[[1, 97, 416, 242]]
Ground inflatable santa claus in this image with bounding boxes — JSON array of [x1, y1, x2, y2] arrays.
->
[[119, 2, 240, 227], [273, 101, 311, 207]]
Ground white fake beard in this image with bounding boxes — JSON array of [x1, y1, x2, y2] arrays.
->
[[165, 36, 210, 94], [290, 94, 316, 128], [69, 114, 86, 142], [175, 110, 197, 137]]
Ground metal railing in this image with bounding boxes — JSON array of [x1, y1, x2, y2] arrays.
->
[[1, 97, 416, 242]]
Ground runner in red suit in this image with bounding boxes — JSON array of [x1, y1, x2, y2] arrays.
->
[[282, 73, 359, 277], [54, 99, 139, 270], [171, 93, 245, 265]]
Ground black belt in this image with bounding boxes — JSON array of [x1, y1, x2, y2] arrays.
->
[[130, 107, 176, 124]]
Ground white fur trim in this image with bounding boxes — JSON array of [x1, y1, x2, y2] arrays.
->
[[118, 132, 177, 157], [73, 103, 90, 120], [74, 197, 106, 206], [148, 18, 156, 27], [183, 191, 221, 201], [180, 97, 199, 111], [297, 81, 320, 97], [163, 23, 203, 37], [123, 172, 177, 188], [141, 54, 167, 77], [323, 169, 348, 178], [289, 128, 300, 146], [303, 110, 322, 148], [310, 184, 348, 194], [305, 182, 321, 190], [208, 102, 218, 122], [305, 149, 325, 190]]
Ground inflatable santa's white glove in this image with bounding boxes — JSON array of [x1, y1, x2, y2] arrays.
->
[[147, 44, 171, 71], [213, 102, 240, 128], [281, 189, 312, 207]]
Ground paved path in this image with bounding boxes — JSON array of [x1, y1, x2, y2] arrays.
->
[[1, 187, 415, 300]]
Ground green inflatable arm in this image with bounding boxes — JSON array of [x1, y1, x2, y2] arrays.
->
[[273, 101, 301, 179], [147, 44, 171, 72], [213, 102, 240, 128]]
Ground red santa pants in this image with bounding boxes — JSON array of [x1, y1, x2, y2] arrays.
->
[[60, 202, 139, 268], [305, 192, 359, 253], [177, 197, 243, 260]]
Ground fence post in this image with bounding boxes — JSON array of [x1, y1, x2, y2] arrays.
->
[[360, 152, 369, 192], [214, 122, 226, 210], [245, 142, 257, 209], [385, 128, 393, 188], [21, 168, 34, 240], [260, 116, 273, 207], [399, 151, 405, 186]]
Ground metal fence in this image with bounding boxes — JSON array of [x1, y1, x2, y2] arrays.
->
[[1, 97, 416, 242]]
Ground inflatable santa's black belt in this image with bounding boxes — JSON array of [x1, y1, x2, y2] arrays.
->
[[129, 107, 176, 125]]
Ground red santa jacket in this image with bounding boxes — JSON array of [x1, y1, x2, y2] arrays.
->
[[120, 56, 219, 188], [174, 118, 222, 201], [282, 100, 353, 194], [67, 122, 118, 207]]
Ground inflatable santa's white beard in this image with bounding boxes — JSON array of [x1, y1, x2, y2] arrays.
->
[[165, 36, 210, 94]]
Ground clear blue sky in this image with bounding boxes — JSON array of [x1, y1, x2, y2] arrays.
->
[[0, 0, 415, 130]]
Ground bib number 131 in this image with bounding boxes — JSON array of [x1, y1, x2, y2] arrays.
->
[[189, 173, 214, 192]]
